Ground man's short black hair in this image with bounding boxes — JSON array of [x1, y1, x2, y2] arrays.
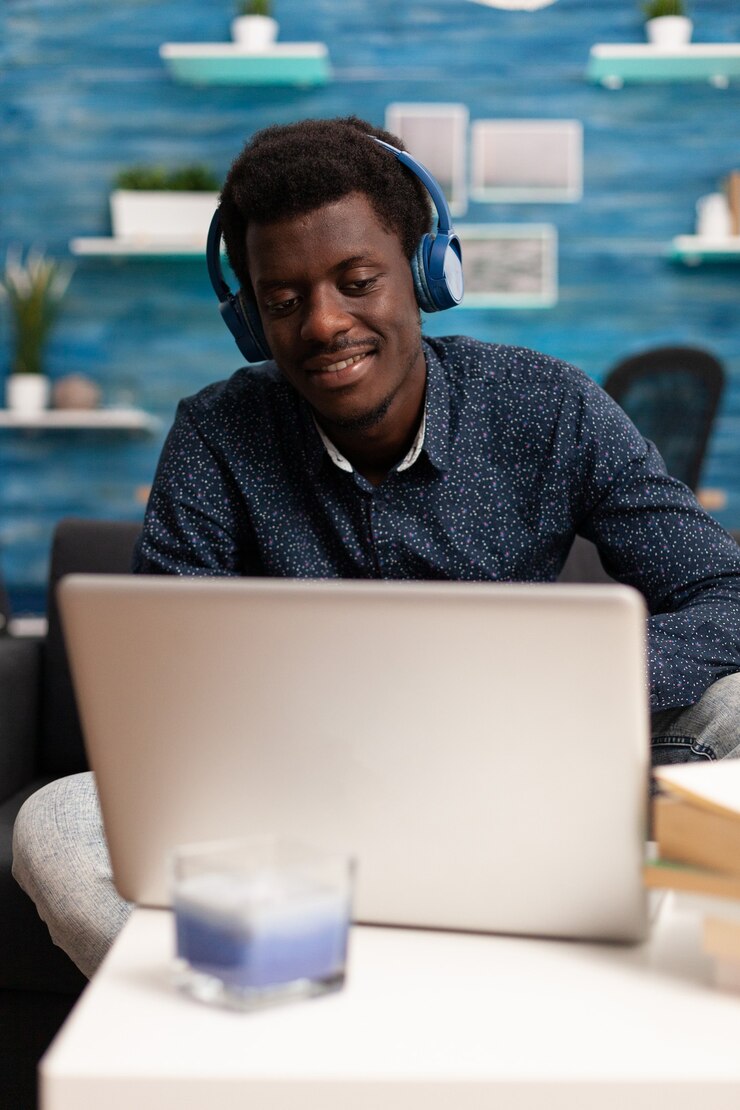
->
[[219, 116, 432, 289]]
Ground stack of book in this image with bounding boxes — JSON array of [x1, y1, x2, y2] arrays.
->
[[645, 760, 740, 989]]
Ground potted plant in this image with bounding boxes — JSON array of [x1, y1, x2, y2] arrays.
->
[[0, 247, 73, 414], [231, 0, 279, 50], [642, 0, 692, 47], [110, 165, 222, 243]]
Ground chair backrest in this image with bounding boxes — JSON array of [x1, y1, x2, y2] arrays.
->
[[0, 571, 10, 634], [40, 518, 142, 776], [603, 346, 725, 490]]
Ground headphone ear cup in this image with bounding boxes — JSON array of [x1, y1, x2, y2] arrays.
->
[[218, 293, 271, 363], [413, 232, 464, 312], [238, 291, 272, 361], [411, 234, 439, 314]]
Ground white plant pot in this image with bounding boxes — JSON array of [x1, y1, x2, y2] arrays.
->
[[645, 15, 693, 47], [6, 374, 51, 415], [110, 190, 221, 242], [231, 15, 279, 50]]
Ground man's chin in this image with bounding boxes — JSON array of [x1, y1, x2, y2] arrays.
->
[[316, 393, 393, 434]]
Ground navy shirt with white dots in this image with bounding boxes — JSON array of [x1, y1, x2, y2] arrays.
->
[[134, 336, 740, 713]]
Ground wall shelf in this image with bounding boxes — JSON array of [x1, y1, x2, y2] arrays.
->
[[669, 235, 740, 264], [0, 408, 161, 433], [69, 237, 209, 258], [587, 44, 740, 88], [159, 43, 331, 86]]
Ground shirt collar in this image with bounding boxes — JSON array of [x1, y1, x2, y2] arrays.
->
[[313, 407, 427, 474], [297, 336, 450, 477]]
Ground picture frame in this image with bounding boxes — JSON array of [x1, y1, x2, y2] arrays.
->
[[471, 120, 582, 203], [385, 103, 469, 216], [455, 224, 558, 308]]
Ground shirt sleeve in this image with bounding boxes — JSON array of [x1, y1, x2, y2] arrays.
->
[[133, 398, 253, 576], [563, 370, 740, 713]]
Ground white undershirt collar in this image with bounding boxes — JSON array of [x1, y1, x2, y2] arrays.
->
[[313, 402, 427, 475]]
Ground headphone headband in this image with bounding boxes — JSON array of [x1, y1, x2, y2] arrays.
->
[[207, 133, 464, 363], [371, 137, 455, 235]]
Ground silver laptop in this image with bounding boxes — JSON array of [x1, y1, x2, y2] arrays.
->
[[59, 575, 650, 942]]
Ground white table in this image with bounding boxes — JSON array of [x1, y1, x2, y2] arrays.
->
[[41, 897, 740, 1110]]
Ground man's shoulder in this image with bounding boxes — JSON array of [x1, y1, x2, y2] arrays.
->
[[177, 361, 292, 427], [425, 335, 588, 391]]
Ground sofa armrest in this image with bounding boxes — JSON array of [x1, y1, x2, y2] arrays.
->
[[558, 537, 615, 584], [0, 636, 42, 804]]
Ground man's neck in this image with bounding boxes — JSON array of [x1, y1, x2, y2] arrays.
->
[[318, 393, 425, 486]]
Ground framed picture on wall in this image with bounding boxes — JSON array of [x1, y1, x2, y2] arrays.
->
[[471, 120, 582, 203], [385, 103, 469, 216], [455, 224, 558, 308]]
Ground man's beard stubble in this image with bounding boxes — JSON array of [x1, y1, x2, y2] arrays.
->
[[318, 391, 394, 433]]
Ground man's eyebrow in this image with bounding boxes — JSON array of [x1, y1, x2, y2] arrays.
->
[[254, 276, 295, 292], [336, 254, 378, 270], [255, 255, 380, 291]]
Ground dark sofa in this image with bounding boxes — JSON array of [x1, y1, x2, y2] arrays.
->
[[1, 518, 737, 1109], [0, 519, 142, 1110]]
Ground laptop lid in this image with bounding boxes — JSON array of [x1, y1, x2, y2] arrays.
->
[[59, 576, 650, 942]]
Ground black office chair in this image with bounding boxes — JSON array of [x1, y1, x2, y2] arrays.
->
[[603, 346, 725, 491], [0, 574, 10, 635]]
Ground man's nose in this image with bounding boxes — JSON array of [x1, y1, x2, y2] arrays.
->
[[300, 286, 353, 346]]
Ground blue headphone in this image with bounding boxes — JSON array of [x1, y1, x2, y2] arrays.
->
[[206, 136, 464, 363]]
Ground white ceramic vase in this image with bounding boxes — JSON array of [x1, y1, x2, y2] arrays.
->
[[695, 193, 733, 239], [645, 16, 693, 47], [230, 15, 279, 49], [6, 373, 51, 415]]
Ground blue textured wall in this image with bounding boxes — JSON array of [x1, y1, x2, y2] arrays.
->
[[2, 0, 740, 611]]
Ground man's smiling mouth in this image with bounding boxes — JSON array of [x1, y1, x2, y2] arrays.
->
[[303, 349, 377, 391], [304, 347, 377, 379], [322, 351, 368, 374]]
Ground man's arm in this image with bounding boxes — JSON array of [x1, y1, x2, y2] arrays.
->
[[563, 370, 740, 713], [133, 398, 254, 576]]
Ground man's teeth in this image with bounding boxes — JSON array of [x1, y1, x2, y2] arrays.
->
[[324, 352, 367, 373]]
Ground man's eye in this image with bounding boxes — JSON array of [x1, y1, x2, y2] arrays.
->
[[345, 277, 377, 294], [265, 296, 299, 315]]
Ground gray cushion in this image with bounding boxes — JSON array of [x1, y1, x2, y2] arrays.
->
[[0, 783, 85, 994]]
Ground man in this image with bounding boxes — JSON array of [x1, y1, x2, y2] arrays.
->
[[13, 116, 740, 977]]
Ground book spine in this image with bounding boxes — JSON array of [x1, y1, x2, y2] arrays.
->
[[725, 170, 740, 237], [643, 860, 740, 900], [703, 915, 740, 961], [709, 955, 740, 993], [703, 916, 740, 992], [654, 795, 740, 879]]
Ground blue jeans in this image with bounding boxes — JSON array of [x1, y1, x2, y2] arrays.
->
[[12, 671, 740, 978], [651, 672, 740, 765]]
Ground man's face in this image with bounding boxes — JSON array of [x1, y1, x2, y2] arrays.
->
[[246, 191, 426, 437]]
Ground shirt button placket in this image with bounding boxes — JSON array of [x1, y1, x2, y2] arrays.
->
[[365, 492, 388, 577]]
